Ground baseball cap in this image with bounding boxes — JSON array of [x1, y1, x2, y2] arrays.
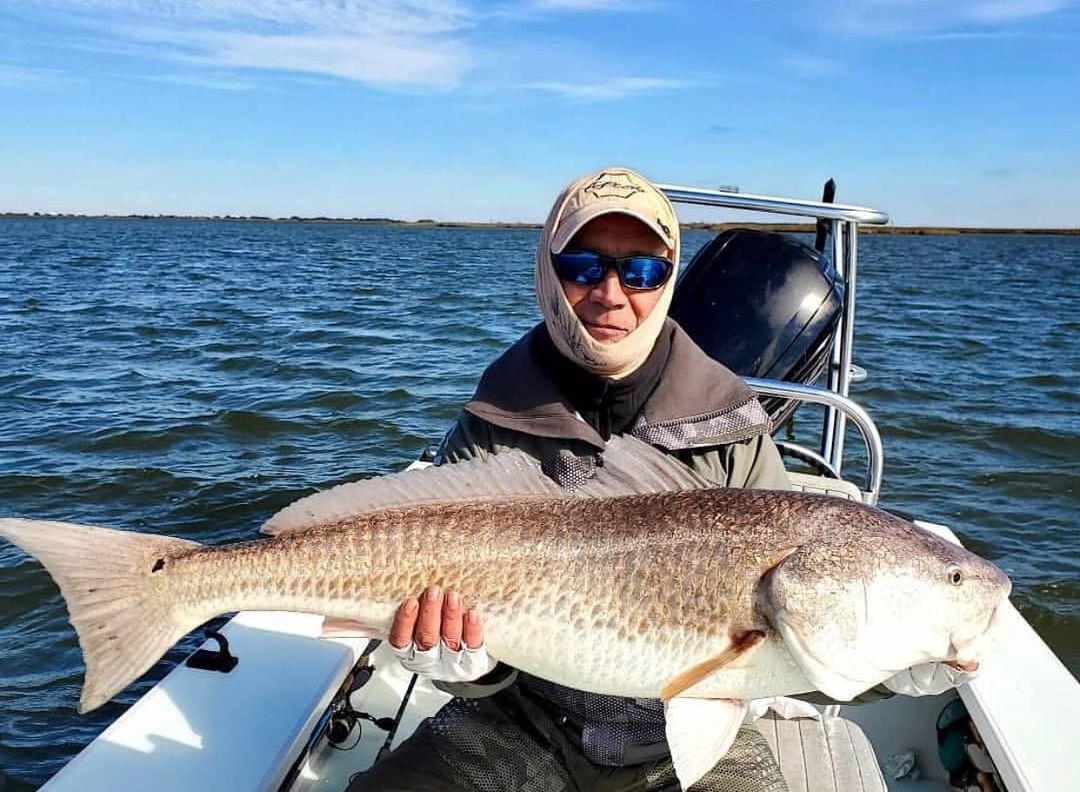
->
[[549, 168, 678, 254]]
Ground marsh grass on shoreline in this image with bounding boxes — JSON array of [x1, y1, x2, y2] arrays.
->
[[2, 213, 1078, 235]]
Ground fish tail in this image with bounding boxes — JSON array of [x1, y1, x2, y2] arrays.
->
[[0, 517, 203, 713]]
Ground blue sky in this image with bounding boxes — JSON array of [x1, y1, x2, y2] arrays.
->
[[1, 0, 1077, 227]]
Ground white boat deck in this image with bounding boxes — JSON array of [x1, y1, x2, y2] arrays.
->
[[40, 612, 367, 792]]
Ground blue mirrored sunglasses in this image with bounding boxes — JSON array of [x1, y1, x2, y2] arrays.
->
[[552, 250, 674, 291]]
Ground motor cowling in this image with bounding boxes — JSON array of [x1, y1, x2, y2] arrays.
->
[[670, 229, 843, 428]]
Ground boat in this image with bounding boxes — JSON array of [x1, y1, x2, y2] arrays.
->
[[32, 185, 1080, 792]]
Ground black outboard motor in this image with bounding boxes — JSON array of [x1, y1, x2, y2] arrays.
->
[[669, 228, 843, 428]]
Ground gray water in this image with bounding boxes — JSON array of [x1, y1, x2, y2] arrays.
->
[[0, 220, 1076, 789]]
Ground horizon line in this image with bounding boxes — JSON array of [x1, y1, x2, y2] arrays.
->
[[2, 212, 1078, 235]]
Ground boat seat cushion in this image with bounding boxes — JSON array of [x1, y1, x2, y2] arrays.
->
[[755, 714, 887, 792], [786, 472, 864, 502]]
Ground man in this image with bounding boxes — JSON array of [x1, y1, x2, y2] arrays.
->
[[350, 167, 792, 791]]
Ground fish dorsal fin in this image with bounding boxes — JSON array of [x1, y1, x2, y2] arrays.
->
[[260, 434, 714, 536], [260, 449, 561, 535]]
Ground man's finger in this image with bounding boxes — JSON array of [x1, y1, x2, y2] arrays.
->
[[389, 598, 419, 649], [442, 589, 464, 651], [463, 606, 484, 650], [414, 585, 443, 651]]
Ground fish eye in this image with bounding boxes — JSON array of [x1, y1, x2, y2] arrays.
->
[[948, 567, 963, 586]]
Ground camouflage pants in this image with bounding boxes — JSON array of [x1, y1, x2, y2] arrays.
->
[[349, 683, 788, 792]]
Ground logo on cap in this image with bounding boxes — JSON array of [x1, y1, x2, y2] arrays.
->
[[582, 170, 646, 200]]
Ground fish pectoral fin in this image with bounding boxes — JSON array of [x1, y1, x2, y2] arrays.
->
[[664, 697, 748, 791], [320, 617, 382, 639], [661, 630, 765, 701]]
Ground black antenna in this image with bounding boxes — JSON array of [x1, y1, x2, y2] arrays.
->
[[814, 178, 836, 252]]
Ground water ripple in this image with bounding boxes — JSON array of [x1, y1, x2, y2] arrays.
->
[[0, 220, 1077, 786]]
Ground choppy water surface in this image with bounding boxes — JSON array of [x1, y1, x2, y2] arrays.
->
[[0, 220, 1077, 788]]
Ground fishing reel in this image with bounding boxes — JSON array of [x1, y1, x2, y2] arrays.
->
[[326, 646, 396, 748]]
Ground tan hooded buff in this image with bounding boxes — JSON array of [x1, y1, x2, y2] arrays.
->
[[534, 167, 681, 379]]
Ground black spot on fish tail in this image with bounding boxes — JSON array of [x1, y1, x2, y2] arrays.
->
[[152, 558, 165, 573]]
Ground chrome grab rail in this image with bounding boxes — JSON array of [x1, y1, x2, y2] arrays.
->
[[743, 377, 884, 505], [826, 220, 858, 468], [773, 441, 840, 480], [661, 183, 889, 483], [657, 185, 890, 225]]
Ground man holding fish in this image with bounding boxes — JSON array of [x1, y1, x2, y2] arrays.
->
[[355, 168, 975, 791], [0, 169, 1005, 792]]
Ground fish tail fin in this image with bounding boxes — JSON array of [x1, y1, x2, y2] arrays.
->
[[0, 517, 203, 713]]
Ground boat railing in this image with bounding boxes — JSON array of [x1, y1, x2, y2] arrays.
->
[[743, 377, 884, 505], [656, 185, 889, 225], [660, 183, 889, 484]]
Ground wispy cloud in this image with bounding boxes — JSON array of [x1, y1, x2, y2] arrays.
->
[[486, 0, 656, 25], [967, 0, 1068, 22], [0, 63, 73, 87], [528, 76, 689, 100], [21, 1, 475, 88], [781, 53, 843, 79], [910, 29, 1024, 40], [530, 0, 653, 9], [828, 0, 1073, 35], [37, 0, 471, 35], [916, 29, 1080, 41], [125, 24, 471, 87], [143, 72, 260, 91]]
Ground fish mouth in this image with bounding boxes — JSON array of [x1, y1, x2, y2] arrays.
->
[[944, 659, 979, 673], [948, 601, 1006, 669]]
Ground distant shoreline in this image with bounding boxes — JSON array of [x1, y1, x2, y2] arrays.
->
[[1, 213, 1077, 235]]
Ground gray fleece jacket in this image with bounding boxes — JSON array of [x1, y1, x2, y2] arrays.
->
[[437, 319, 788, 491], [429, 320, 790, 764]]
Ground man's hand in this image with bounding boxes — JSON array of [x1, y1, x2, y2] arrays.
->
[[388, 586, 493, 681], [390, 586, 484, 653]]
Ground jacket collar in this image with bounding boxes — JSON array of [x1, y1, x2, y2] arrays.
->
[[463, 319, 771, 451]]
